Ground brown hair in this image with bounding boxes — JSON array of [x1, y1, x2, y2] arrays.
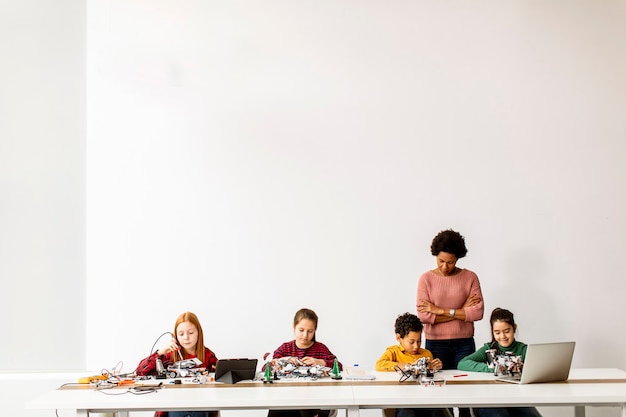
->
[[293, 308, 318, 342]]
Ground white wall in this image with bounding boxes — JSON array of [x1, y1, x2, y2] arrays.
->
[[2, 1, 626, 417], [0, 0, 85, 371], [85, 0, 626, 373]]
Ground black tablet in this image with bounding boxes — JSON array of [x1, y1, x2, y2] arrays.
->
[[214, 358, 258, 384]]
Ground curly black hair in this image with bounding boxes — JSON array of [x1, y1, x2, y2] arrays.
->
[[430, 229, 468, 258], [394, 313, 423, 338]]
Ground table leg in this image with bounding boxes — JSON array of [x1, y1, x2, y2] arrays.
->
[[574, 406, 585, 417], [346, 406, 360, 417]]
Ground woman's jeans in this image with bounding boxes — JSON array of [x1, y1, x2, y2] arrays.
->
[[267, 410, 334, 417], [396, 408, 447, 417], [474, 408, 542, 417], [425, 338, 476, 417], [425, 338, 476, 370]]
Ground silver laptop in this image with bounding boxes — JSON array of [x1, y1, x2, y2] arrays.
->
[[497, 341, 575, 384]]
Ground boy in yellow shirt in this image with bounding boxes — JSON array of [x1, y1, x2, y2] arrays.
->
[[376, 313, 445, 417]]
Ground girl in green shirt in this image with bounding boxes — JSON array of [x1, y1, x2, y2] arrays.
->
[[458, 308, 541, 417]]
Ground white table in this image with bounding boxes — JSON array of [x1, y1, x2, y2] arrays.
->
[[26, 380, 355, 417], [25, 368, 626, 417], [354, 369, 626, 417]]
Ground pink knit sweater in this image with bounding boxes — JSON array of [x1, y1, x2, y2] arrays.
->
[[416, 269, 484, 340]]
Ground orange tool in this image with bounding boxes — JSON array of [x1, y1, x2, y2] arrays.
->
[[78, 374, 108, 384]]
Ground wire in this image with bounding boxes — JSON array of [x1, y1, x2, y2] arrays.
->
[[99, 364, 134, 385], [95, 383, 163, 396], [59, 382, 83, 388], [96, 386, 129, 395], [150, 331, 175, 358], [130, 383, 163, 394], [111, 361, 124, 375], [394, 365, 412, 383]]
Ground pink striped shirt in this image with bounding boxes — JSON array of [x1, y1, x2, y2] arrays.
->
[[416, 269, 484, 340]]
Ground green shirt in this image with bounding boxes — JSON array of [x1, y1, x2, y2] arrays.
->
[[457, 340, 527, 373]]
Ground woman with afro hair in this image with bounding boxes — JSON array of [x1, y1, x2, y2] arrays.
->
[[417, 230, 485, 417]]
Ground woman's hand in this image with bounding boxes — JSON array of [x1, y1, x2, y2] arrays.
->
[[463, 294, 481, 308], [418, 299, 441, 314]]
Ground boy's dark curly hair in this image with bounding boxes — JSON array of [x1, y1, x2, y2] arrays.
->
[[430, 229, 468, 258], [394, 313, 423, 338]]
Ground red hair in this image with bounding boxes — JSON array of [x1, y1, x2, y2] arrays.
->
[[174, 312, 206, 363]]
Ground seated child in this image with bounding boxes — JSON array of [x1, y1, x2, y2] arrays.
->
[[457, 308, 542, 417], [376, 313, 446, 417], [268, 308, 341, 417], [135, 311, 218, 417]]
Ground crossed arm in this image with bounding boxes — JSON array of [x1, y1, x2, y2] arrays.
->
[[417, 294, 481, 323]]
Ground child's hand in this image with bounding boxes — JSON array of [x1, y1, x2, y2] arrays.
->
[[429, 358, 443, 371], [301, 356, 323, 366], [157, 339, 180, 356]]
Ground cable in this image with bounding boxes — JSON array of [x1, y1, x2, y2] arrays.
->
[[111, 361, 124, 375], [394, 365, 412, 383], [149, 331, 175, 358], [59, 382, 83, 388], [94, 383, 163, 396], [95, 386, 129, 395], [130, 383, 163, 394]]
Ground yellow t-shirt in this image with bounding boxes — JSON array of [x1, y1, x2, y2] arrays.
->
[[375, 345, 434, 372]]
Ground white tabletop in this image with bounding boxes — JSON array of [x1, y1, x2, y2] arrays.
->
[[27, 383, 355, 412], [25, 368, 626, 416], [353, 368, 626, 410], [353, 380, 626, 408]]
